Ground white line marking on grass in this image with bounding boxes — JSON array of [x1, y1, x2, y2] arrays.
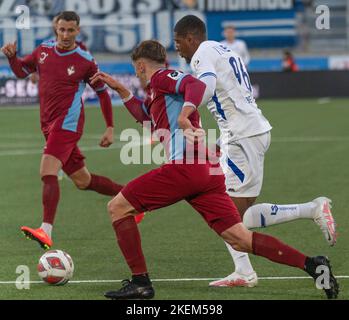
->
[[0, 136, 348, 157], [0, 143, 126, 157], [0, 276, 348, 285], [272, 136, 349, 143]]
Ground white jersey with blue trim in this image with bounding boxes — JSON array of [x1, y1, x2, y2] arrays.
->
[[190, 41, 272, 141]]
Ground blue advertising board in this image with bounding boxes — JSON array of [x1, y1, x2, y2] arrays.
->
[[1, 0, 299, 54]]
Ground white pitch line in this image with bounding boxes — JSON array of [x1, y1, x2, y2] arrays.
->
[[272, 136, 349, 143], [0, 276, 349, 285], [0, 136, 348, 157], [0, 142, 128, 157]]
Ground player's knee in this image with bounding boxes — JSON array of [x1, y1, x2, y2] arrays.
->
[[73, 179, 90, 190], [107, 199, 123, 217]]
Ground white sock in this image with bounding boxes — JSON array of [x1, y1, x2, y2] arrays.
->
[[243, 202, 316, 229], [224, 242, 255, 275], [40, 223, 52, 238]]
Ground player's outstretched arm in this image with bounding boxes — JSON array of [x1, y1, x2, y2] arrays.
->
[[91, 72, 151, 125], [1, 41, 33, 79], [90, 72, 130, 100]]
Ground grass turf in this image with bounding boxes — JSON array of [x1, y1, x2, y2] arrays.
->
[[0, 98, 348, 300]]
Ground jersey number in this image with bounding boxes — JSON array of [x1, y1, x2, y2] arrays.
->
[[229, 57, 252, 92]]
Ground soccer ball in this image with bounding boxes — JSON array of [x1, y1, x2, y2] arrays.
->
[[37, 250, 74, 285]]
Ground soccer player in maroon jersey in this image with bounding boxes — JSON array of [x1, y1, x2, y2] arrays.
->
[[30, 14, 88, 85], [1, 11, 125, 249], [90, 40, 338, 300]]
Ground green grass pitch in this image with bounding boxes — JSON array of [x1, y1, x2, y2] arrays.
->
[[0, 98, 348, 300]]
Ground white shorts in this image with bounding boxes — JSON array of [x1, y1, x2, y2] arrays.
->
[[219, 131, 271, 198]]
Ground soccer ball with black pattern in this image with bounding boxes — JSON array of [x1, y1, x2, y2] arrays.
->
[[37, 250, 74, 285]]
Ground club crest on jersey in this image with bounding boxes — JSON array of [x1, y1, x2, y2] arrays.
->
[[39, 52, 49, 64], [167, 71, 183, 80], [67, 66, 75, 76]]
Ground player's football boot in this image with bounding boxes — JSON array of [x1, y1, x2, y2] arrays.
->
[[209, 271, 258, 287], [134, 212, 146, 224], [104, 278, 155, 300], [304, 256, 339, 299], [20, 226, 53, 250], [312, 197, 337, 246]]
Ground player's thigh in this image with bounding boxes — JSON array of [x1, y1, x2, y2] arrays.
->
[[62, 145, 86, 177], [40, 154, 62, 177], [187, 191, 241, 235], [44, 130, 82, 174], [231, 196, 257, 216], [220, 132, 270, 198], [121, 163, 208, 214]]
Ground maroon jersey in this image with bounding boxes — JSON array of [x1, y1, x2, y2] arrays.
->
[[124, 69, 206, 161], [9, 41, 107, 134]]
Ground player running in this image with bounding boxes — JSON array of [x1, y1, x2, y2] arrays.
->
[[1, 11, 125, 250], [173, 15, 337, 288], [90, 40, 338, 300]]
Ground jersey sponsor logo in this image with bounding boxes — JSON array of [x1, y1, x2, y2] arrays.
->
[[67, 66, 75, 76], [167, 71, 183, 81], [39, 52, 49, 64]]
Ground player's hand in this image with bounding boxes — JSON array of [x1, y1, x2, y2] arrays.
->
[[100, 127, 114, 148], [184, 128, 206, 144], [178, 115, 206, 144], [90, 72, 120, 90], [1, 41, 17, 58]]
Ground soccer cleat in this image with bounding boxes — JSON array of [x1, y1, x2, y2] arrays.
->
[[134, 212, 146, 224], [21, 226, 53, 250], [305, 256, 339, 299], [209, 271, 258, 288], [104, 279, 155, 300], [312, 197, 337, 246]]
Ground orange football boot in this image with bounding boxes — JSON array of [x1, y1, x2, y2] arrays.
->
[[134, 212, 146, 224], [21, 226, 53, 250]]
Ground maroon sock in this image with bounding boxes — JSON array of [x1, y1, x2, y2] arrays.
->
[[252, 232, 307, 270], [42, 175, 60, 225], [86, 174, 123, 196], [112, 216, 147, 275]]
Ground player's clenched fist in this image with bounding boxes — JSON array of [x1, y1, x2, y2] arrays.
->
[[1, 41, 17, 58], [99, 127, 114, 148]]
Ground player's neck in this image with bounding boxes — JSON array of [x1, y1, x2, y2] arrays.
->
[[56, 43, 77, 52], [146, 65, 166, 82]]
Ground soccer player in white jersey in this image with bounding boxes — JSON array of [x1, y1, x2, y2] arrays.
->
[[174, 15, 337, 288], [220, 25, 250, 67]]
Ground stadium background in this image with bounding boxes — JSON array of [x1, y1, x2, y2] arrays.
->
[[0, 0, 348, 300]]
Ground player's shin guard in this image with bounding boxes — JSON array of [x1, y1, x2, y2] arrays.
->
[[252, 232, 306, 270], [42, 175, 60, 225], [86, 174, 124, 196], [112, 216, 148, 275]]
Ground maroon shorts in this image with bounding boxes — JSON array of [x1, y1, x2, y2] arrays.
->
[[43, 130, 86, 176], [121, 162, 241, 234]]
